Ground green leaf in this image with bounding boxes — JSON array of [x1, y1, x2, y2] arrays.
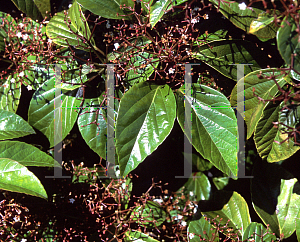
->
[[249, 13, 275, 34], [10, 0, 50, 21], [28, 78, 81, 148], [176, 84, 238, 177], [193, 29, 229, 46], [124, 230, 159, 242], [192, 39, 275, 81], [0, 109, 35, 140], [188, 216, 219, 242], [0, 75, 21, 112], [76, 0, 134, 20], [150, 0, 172, 29], [78, 95, 107, 159], [277, 15, 300, 73], [46, 2, 95, 51], [209, 0, 278, 39], [230, 69, 288, 139], [242, 222, 277, 242], [0, 158, 47, 199], [0, 141, 60, 167], [0, 12, 17, 51], [213, 177, 229, 190], [254, 101, 300, 162], [130, 201, 167, 228], [198, 191, 251, 238], [251, 161, 300, 238], [182, 172, 211, 200], [116, 83, 176, 177], [190, 153, 213, 172], [296, 210, 300, 242]]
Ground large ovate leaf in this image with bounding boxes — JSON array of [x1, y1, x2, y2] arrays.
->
[[28, 78, 81, 148], [0, 109, 35, 140], [230, 69, 288, 139], [150, 0, 172, 29], [0, 75, 21, 112], [243, 222, 277, 242], [277, 14, 300, 73], [116, 82, 176, 177], [209, 0, 278, 39], [78, 95, 107, 159], [0, 141, 60, 167], [251, 160, 300, 238], [76, 0, 134, 20], [188, 216, 219, 242], [254, 101, 300, 162], [176, 84, 238, 177], [198, 191, 251, 238], [46, 1, 95, 51], [0, 158, 47, 199], [0, 12, 17, 51], [192, 40, 276, 81], [11, 0, 50, 21]]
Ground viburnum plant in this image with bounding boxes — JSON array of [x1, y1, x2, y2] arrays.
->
[[1, 0, 300, 241]]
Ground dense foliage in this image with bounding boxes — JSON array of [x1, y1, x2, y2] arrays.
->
[[1, 0, 300, 241]]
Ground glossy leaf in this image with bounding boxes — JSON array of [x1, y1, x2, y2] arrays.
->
[[10, 0, 50, 21], [0, 158, 47, 199], [0, 141, 60, 167], [28, 78, 81, 148], [249, 13, 275, 34], [209, 0, 278, 39], [198, 191, 251, 237], [296, 210, 300, 242], [243, 222, 277, 242], [230, 69, 288, 139], [193, 29, 229, 46], [76, 0, 134, 20], [150, 0, 172, 29], [188, 216, 219, 242], [182, 172, 211, 200], [0, 75, 21, 112], [176, 84, 238, 177], [0, 109, 35, 140], [254, 101, 300, 162], [116, 82, 176, 177], [78, 95, 107, 159], [46, 2, 95, 51], [277, 15, 300, 73], [190, 153, 213, 172], [124, 230, 159, 242], [130, 201, 167, 228], [213, 177, 229, 190], [251, 161, 300, 238], [192, 39, 276, 81]]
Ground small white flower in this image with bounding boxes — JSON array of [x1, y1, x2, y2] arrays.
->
[[16, 32, 22, 38], [168, 68, 175, 74], [177, 214, 183, 220], [193, 205, 198, 213], [181, 220, 187, 226], [114, 42, 120, 50], [69, 198, 75, 204], [239, 2, 247, 10], [22, 34, 29, 41], [21, 239, 27, 242], [106, 20, 111, 29], [189, 191, 194, 196], [68, 4, 72, 8], [10, 78, 15, 83], [19, 23, 24, 28], [189, 233, 195, 239], [22, 48, 27, 52], [27, 85, 32, 91], [191, 18, 199, 24], [48, 38, 52, 43], [153, 198, 163, 204], [19, 71, 24, 77]]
